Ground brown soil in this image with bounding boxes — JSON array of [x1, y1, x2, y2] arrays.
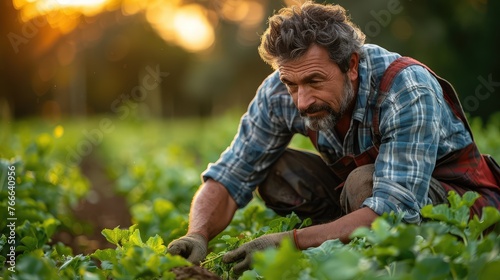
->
[[53, 153, 132, 255], [49, 153, 226, 278], [171, 266, 221, 280]]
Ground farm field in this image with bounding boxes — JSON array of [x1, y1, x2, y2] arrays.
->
[[1, 113, 500, 279]]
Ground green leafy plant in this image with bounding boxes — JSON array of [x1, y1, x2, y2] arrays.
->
[[0, 135, 90, 236], [2, 117, 500, 280], [91, 224, 191, 280], [237, 191, 500, 280], [202, 210, 311, 279]]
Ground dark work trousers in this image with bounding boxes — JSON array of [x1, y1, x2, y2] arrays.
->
[[257, 149, 448, 225]]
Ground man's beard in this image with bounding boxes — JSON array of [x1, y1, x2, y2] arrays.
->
[[301, 75, 355, 131]]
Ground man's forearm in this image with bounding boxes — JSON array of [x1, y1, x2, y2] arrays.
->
[[295, 207, 379, 248], [187, 179, 238, 241]]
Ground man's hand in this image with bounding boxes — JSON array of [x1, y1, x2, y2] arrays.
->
[[167, 233, 208, 265], [222, 231, 294, 275]]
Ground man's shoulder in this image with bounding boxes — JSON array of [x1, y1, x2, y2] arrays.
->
[[361, 44, 402, 75], [361, 44, 438, 92], [362, 44, 396, 56]]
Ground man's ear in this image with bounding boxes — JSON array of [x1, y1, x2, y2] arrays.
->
[[347, 52, 359, 81]]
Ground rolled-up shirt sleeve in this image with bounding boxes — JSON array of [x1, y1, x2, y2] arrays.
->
[[363, 66, 442, 224], [202, 71, 300, 208]]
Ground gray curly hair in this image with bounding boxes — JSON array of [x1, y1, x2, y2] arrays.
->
[[258, 1, 366, 73]]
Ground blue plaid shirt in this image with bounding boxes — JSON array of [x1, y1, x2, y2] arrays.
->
[[203, 44, 472, 223]]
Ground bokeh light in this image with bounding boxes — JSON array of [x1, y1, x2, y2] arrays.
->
[[11, 0, 268, 53], [13, 0, 116, 33], [146, 2, 215, 52]]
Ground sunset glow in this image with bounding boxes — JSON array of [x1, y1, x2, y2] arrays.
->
[[14, 0, 112, 20], [13, 0, 113, 33], [11, 0, 257, 53], [173, 5, 215, 52], [146, 3, 215, 52]]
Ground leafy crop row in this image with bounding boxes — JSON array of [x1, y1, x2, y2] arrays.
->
[[1, 114, 500, 279], [203, 192, 500, 280]]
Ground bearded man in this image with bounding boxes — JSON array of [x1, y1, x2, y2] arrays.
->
[[167, 1, 500, 275]]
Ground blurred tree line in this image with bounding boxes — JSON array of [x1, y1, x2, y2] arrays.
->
[[0, 0, 498, 122]]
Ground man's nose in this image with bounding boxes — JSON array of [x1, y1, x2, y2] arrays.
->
[[297, 86, 314, 112]]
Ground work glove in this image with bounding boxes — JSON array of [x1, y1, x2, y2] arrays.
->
[[167, 233, 208, 265], [222, 231, 294, 275]]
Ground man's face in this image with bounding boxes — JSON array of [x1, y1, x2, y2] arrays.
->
[[278, 44, 357, 131]]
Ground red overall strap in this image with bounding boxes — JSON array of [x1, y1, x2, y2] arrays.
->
[[307, 129, 318, 150], [308, 56, 474, 150], [375, 57, 500, 217], [303, 55, 500, 217], [373, 56, 474, 146], [306, 56, 499, 195]]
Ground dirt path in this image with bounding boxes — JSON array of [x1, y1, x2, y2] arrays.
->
[[52, 152, 224, 279], [54, 153, 132, 254]]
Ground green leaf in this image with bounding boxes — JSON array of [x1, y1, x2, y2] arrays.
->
[[20, 236, 39, 251], [468, 207, 500, 240], [251, 238, 305, 279], [430, 234, 464, 258], [100, 260, 114, 270], [421, 196, 469, 229], [220, 234, 240, 246], [461, 191, 480, 207], [101, 226, 134, 247], [153, 198, 175, 217], [412, 255, 450, 279], [421, 204, 449, 221], [312, 248, 365, 280], [447, 191, 462, 209], [350, 226, 373, 240], [15, 252, 59, 279], [91, 248, 117, 263], [350, 216, 393, 244], [58, 254, 93, 273], [82, 271, 103, 280], [391, 226, 417, 252], [145, 254, 161, 274], [304, 239, 346, 259], [478, 259, 500, 279], [372, 246, 399, 258], [42, 217, 61, 237], [128, 229, 144, 247], [0, 235, 6, 265], [49, 242, 74, 260], [371, 217, 392, 242], [162, 254, 192, 271], [240, 269, 261, 280], [146, 234, 167, 254], [475, 234, 498, 256], [0, 234, 6, 249]]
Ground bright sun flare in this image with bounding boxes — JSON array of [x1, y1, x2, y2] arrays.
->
[[55, 0, 108, 8], [146, 3, 215, 52], [13, 0, 217, 52], [172, 5, 215, 52]]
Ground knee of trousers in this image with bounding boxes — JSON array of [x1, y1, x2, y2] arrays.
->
[[257, 149, 343, 224], [340, 164, 375, 213]]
